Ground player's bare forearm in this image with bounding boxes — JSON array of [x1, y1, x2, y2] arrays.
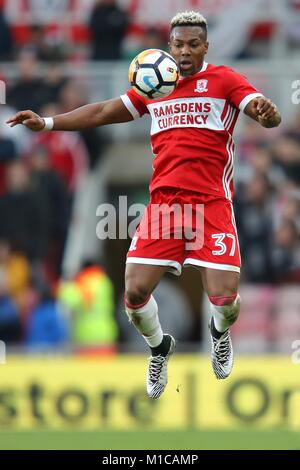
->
[[52, 103, 109, 131], [244, 96, 281, 128], [52, 99, 134, 130], [6, 98, 133, 132]]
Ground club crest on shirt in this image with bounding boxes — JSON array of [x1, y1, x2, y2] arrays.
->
[[194, 79, 208, 93]]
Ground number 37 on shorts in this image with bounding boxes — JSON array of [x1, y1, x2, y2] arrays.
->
[[211, 233, 236, 256]]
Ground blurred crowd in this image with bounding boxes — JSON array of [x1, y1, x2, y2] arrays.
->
[[0, 0, 299, 351], [0, 51, 112, 351], [0, 0, 166, 63], [0, 0, 300, 63], [235, 114, 300, 284]]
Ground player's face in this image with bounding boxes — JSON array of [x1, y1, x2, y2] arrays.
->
[[169, 26, 208, 77]]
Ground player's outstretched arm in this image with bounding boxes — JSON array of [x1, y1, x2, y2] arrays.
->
[[244, 96, 281, 128], [6, 97, 133, 132]]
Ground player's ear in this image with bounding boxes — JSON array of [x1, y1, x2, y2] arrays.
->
[[204, 41, 209, 54]]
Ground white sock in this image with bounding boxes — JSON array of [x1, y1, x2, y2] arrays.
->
[[125, 295, 163, 347], [210, 295, 241, 333]]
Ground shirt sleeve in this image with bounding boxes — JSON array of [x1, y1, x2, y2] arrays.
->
[[223, 67, 263, 112], [120, 88, 149, 119]]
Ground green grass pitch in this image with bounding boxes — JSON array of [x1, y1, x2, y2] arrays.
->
[[0, 429, 298, 450]]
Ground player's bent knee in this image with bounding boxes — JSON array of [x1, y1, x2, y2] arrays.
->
[[125, 282, 152, 308], [209, 293, 241, 324]]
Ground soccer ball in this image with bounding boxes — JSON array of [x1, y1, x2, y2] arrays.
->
[[128, 49, 179, 100]]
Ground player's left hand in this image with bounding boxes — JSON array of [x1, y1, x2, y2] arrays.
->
[[253, 97, 278, 120], [249, 96, 281, 128]]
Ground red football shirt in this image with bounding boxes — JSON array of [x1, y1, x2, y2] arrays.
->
[[120, 62, 262, 200]]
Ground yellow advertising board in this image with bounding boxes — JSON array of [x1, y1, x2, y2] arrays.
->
[[0, 355, 299, 430]]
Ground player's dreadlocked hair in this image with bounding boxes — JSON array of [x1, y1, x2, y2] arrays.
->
[[170, 11, 208, 38]]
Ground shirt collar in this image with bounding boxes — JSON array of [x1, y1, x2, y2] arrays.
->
[[199, 61, 208, 73]]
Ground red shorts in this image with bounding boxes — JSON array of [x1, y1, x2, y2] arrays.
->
[[126, 188, 241, 275]]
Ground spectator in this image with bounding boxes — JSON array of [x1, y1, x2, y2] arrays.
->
[[281, 197, 300, 228], [271, 221, 300, 282], [0, 239, 31, 305], [237, 119, 268, 162], [0, 136, 16, 164], [6, 49, 46, 112], [235, 173, 274, 283], [272, 134, 300, 185], [28, 24, 67, 62], [58, 262, 118, 354], [0, 160, 48, 263], [39, 63, 67, 106], [89, 0, 128, 60], [0, 104, 31, 156], [0, 134, 17, 195], [0, 7, 12, 60], [26, 284, 69, 351], [30, 102, 89, 194], [0, 275, 22, 344], [235, 144, 285, 190], [59, 80, 105, 169], [28, 145, 69, 278]]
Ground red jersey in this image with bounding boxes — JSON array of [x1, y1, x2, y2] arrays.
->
[[120, 62, 262, 201]]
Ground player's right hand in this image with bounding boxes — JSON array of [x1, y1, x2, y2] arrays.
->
[[6, 110, 45, 131]]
